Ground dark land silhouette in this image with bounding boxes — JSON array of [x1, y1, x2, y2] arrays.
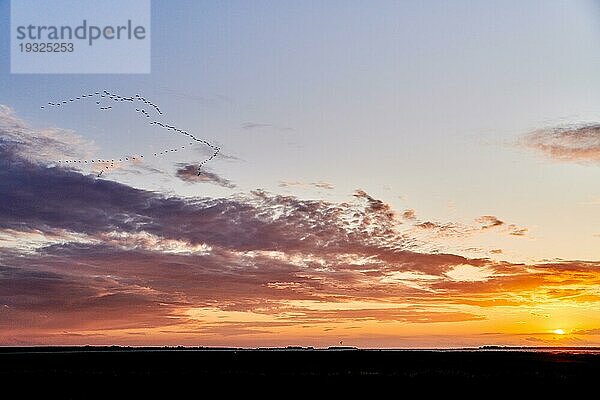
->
[[2, 346, 600, 393]]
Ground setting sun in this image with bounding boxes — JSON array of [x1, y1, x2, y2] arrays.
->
[[553, 329, 565, 335]]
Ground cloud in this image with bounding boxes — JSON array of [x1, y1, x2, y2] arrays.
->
[[0, 104, 96, 165], [444, 264, 495, 282], [175, 164, 236, 188], [313, 181, 334, 190], [1, 103, 232, 180], [572, 328, 600, 335], [241, 122, 293, 131], [278, 180, 335, 190], [475, 215, 504, 230], [475, 216, 528, 237], [409, 214, 526, 243], [521, 124, 600, 164], [415, 221, 437, 230], [402, 209, 416, 220], [194, 144, 241, 162], [2, 113, 600, 345], [0, 263, 179, 333], [508, 225, 528, 236], [413, 221, 463, 236], [353, 189, 393, 215]]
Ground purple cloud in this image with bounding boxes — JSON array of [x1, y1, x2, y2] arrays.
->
[[176, 164, 236, 188]]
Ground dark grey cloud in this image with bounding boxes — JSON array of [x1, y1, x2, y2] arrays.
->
[[176, 164, 236, 188]]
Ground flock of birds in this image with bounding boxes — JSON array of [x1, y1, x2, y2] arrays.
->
[[41, 90, 220, 176]]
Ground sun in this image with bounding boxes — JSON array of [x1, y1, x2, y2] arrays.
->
[[553, 329, 565, 335]]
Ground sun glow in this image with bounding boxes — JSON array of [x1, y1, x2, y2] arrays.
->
[[553, 329, 565, 335]]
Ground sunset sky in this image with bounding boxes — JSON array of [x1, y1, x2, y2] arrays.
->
[[1, 0, 599, 347]]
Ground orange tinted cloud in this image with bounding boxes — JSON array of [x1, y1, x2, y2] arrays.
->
[[1, 120, 599, 347], [522, 124, 600, 163], [402, 209, 416, 220], [475, 215, 504, 229]]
